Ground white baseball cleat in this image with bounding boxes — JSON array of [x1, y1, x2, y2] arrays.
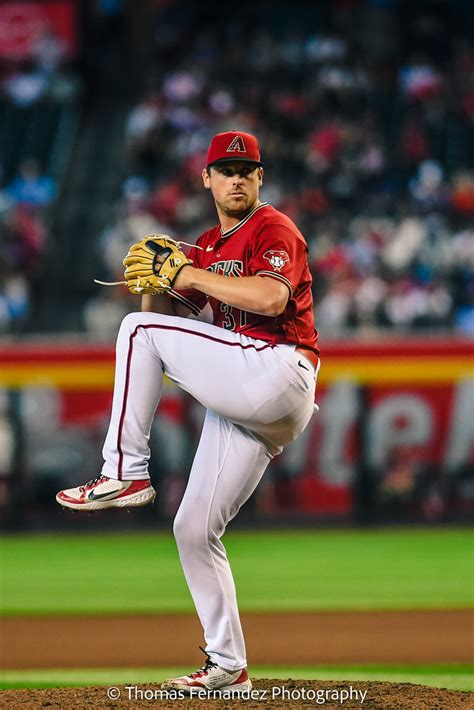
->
[[161, 648, 252, 695], [56, 474, 156, 511]]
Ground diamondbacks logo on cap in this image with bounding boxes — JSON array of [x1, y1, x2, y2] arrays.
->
[[263, 250, 290, 272], [226, 135, 246, 153]]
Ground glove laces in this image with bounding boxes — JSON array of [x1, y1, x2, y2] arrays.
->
[[94, 237, 202, 288]]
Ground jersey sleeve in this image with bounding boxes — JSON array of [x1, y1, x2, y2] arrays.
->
[[169, 239, 208, 314], [248, 223, 306, 295]]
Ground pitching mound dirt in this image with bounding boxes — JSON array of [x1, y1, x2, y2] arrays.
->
[[1, 679, 473, 709]]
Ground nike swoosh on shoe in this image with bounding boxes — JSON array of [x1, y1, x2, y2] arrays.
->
[[87, 488, 124, 501]]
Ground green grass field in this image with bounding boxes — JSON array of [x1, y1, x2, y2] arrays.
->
[[1, 528, 472, 693], [1, 665, 472, 691], [1, 528, 473, 615]]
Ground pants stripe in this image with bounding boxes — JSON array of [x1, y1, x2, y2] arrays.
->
[[116, 322, 273, 478]]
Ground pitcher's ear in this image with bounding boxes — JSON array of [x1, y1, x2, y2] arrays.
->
[[202, 168, 211, 189]]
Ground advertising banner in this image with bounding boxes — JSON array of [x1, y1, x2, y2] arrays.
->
[[0, 339, 472, 522]]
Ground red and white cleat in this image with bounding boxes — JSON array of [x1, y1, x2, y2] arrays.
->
[[161, 647, 252, 695], [56, 475, 156, 511]]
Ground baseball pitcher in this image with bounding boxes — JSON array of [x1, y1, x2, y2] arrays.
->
[[57, 131, 320, 694]]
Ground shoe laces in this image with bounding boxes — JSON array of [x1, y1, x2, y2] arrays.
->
[[189, 647, 218, 678], [79, 475, 108, 492]]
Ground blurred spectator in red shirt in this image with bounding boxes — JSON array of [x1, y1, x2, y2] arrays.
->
[[451, 171, 474, 214]]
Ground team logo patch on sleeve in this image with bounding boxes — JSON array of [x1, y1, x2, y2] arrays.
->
[[263, 249, 290, 271]]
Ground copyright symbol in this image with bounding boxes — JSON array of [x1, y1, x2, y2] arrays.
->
[[107, 686, 120, 700]]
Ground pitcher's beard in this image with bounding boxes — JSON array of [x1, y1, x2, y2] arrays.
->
[[221, 206, 249, 219]]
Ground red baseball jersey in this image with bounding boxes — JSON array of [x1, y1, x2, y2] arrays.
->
[[173, 202, 319, 354]]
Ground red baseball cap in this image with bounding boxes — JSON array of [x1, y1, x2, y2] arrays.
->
[[207, 131, 262, 167]]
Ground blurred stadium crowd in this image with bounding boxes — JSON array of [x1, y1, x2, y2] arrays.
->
[[1, 0, 474, 337], [0, 9, 81, 333]]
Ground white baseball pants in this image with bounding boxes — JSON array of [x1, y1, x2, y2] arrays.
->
[[102, 311, 318, 671]]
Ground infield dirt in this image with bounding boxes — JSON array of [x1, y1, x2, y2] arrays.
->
[[2, 609, 472, 668]]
